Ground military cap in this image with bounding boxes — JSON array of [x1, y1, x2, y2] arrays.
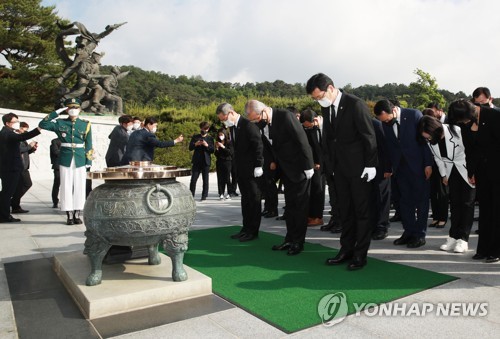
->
[[64, 98, 81, 107]]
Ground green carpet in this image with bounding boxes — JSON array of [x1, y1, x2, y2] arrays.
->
[[178, 226, 457, 333]]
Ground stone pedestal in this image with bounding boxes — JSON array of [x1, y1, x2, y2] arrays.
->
[[54, 251, 212, 319]]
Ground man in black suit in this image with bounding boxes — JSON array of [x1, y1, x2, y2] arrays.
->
[[11, 122, 37, 214], [245, 100, 314, 255], [371, 118, 392, 240], [105, 115, 133, 167], [216, 103, 264, 242], [189, 121, 215, 201], [306, 73, 378, 270], [470, 102, 500, 262], [0, 113, 41, 223], [50, 138, 62, 208]]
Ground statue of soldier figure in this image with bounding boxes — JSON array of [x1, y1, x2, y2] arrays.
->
[[45, 21, 128, 115]]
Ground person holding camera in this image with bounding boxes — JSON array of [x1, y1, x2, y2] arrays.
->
[[189, 121, 215, 201]]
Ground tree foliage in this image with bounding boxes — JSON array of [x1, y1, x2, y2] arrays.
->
[[0, 0, 66, 111]]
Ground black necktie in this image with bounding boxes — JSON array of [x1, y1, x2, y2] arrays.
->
[[230, 126, 236, 143], [330, 105, 337, 127]]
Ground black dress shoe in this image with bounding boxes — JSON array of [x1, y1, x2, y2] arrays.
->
[[287, 243, 304, 256], [12, 208, 29, 213], [393, 235, 411, 246], [239, 233, 258, 242], [347, 257, 367, 270], [272, 242, 291, 251], [230, 231, 246, 239], [435, 221, 447, 229], [320, 219, 334, 231], [485, 256, 500, 263], [66, 218, 74, 225], [52, 203, 58, 208], [263, 211, 278, 218], [276, 215, 286, 221], [330, 225, 343, 234], [326, 252, 353, 265], [73, 218, 83, 225], [389, 214, 401, 222], [261, 210, 269, 216], [407, 238, 426, 248], [372, 229, 388, 240], [428, 221, 438, 228], [0, 215, 21, 223], [472, 253, 486, 260]]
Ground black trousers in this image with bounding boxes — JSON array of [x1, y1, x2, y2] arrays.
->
[[325, 173, 341, 225], [238, 176, 262, 235], [308, 169, 325, 218], [190, 163, 210, 199], [371, 176, 391, 232], [11, 169, 32, 209], [448, 166, 475, 241], [0, 170, 21, 220], [229, 157, 238, 194], [283, 173, 310, 245], [335, 170, 373, 258], [475, 166, 500, 257], [430, 163, 449, 221], [262, 168, 278, 213], [216, 160, 231, 195], [52, 169, 60, 205]]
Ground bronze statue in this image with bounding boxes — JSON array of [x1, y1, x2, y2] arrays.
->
[[42, 21, 128, 115]]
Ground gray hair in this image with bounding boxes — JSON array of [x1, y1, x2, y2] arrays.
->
[[244, 100, 267, 117], [215, 102, 234, 116]]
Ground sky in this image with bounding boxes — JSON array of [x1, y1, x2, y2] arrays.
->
[[41, 0, 500, 96]]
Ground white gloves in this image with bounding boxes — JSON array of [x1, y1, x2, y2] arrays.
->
[[254, 167, 263, 178], [361, 167, 376, 182], [56, 107, 67, 114], [304, 168, 314, 179]]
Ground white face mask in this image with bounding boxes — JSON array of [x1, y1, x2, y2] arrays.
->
[[317, 97, 332, 108], [219, 135, 225, 140], [150, 127, 157, 134], [133, 122, 141, 130], [223, 119, 234, 128], [11, 122, 20, 130], [68, 108, 80, 117]]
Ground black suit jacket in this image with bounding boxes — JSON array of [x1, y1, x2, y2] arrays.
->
[[372, 119, 391, 181], [0, 126, 40, 172], [106, 125, 129, 167], [232, 116, 264, 178], [471, 106, 500, 180], [321, 90, 378, 177], [189, 133, 214, 167], [50, 138, 61, 170], [270, 108, 314, 183]]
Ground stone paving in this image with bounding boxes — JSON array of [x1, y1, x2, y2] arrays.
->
[[0, 173, 499, 338]]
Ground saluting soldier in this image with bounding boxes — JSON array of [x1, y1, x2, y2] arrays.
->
[[39, 98, 93, 225]]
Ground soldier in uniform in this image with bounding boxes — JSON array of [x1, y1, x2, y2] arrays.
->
[[39, 98, 93, 225]]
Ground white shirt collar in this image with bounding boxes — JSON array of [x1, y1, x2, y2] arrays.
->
[[333, 89, 342, 108]]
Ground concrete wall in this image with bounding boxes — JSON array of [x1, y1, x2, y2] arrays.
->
[[0, 108, 117, 180]]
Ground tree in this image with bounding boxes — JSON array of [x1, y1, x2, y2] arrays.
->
[[0, 0, 65, 111], [408, 69, 446, 111]]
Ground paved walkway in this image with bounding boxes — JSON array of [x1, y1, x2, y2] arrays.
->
[[1, 173, 499, 338]]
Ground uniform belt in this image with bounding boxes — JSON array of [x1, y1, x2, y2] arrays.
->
[[61, 143, 84, 148]]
